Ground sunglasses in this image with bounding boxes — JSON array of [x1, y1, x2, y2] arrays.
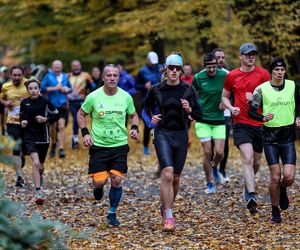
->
[[167, 65, 182, 71]]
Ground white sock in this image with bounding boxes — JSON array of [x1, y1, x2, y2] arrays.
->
[[165, 209, 173, 219]]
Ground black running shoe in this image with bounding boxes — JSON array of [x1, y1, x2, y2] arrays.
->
[[93, 187, 103, 200], [107, 213, 120, 226], [269, 206, 281, 224], [15, 176, 25, 187], [279, 185, 289, 210], [50, 143, 56, 157], [247, 194, 258, 214], [58, 149, 65, 158]]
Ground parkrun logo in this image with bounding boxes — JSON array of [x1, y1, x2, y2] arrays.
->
[[270, 97, 291, 107], [98, 111, 124, 117]]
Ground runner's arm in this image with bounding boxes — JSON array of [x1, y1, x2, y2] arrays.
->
[[248, 86, 264, 122]]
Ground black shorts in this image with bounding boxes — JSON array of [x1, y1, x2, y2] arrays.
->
[[233, 123, 263, 153], [264, 142, 296, 166], [88, 144, 130, 174], [23, 142, 49, 163], [7, 124, 22, 155], [57, 105, 68, 120], [153, 128, 188, 174]]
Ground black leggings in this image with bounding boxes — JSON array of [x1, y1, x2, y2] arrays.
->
[[153, 128, 188, 174], [143, 119, 151, 147]]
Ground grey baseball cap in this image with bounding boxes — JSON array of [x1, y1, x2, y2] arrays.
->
[[239, 43, 257, 54]]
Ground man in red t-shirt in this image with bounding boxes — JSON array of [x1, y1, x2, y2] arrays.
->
[[222, 42, 270, 214], [181, 63, 194, 85]]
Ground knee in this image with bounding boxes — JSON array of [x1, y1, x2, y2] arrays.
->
[[203, 150, 212, 160], [58, 123, 65, 131], [94, 179, 108, 189], [162, 171, 174, 184], [215, 150, 224, 160], [32, 160, 40, 169], [110, 174, 122, 187], [243, 157, 253, 167], [284, 174, 295, 186], [270, 175, 281, 184]]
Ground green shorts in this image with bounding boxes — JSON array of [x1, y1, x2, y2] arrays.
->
[[195, 122, 226, 142]]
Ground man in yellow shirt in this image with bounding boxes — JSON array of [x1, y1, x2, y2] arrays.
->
[[0, 65, 29, 187]]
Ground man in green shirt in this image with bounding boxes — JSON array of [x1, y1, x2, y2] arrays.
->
[[193, 53, 227, 193], [77, 64, 139, 227]]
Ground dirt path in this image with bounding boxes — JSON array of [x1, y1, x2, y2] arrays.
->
[[1, 130, 300, 249]]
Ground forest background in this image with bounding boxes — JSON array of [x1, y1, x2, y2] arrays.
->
[[0, 0, 299, 79]]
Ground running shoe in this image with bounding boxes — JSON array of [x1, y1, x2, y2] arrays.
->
[[243, 187, 250, 202], [163, 218, 175, 232], [269, 206, 281, 224], [219, 170, 230, 183], [212, 166, 220, 184], [93, 187, 103, 200], [279, 185, 289, 210], [205, 182, 216, 194], [72, 137, 79, 149], [59, 149, 65, 158], [247, 193, 258, 214], [35, 190, 45, 205], [15, 176, 25, 187], [143, 147, 150, 156], [50, 143, 56, 157], [107, 213, 120, 226]]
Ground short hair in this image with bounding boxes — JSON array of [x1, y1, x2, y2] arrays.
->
[[10, 65, 24, 74], [102, 64, 120, 77], [203, 53, 217, 66], [212, 48, 224, 56], [24, 78, 41, 89]]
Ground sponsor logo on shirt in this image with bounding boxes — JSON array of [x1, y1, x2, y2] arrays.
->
[[271, 97, 291, 107]]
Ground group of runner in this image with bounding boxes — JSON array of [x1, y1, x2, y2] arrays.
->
[[0, 42, 299, 230]]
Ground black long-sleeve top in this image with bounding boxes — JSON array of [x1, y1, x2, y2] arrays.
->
[[144, 80, 202, 131], [20, 96, 59, 143]]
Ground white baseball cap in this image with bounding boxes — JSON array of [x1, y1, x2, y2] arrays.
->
[[0, 66, 8, 73], [147, 51, 159, 64]]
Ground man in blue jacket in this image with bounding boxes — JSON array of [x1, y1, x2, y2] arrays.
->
[[136, 51, 163, 155], [41, 60, 71, 158], [116, 61, 136, 96]]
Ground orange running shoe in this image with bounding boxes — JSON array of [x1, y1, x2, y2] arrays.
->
[[163, 218, 175, 232]]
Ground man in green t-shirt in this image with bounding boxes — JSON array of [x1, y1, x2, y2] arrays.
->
[[77, 64, 139, 227], [192, 53, 227, 194]]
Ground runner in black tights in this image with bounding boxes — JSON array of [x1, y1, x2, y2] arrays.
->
[[144, 52, 202, 231]]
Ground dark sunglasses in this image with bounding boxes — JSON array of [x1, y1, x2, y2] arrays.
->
[[167, 65, 182, 71]]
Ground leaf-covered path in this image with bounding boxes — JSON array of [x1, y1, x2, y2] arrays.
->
[[1, 128, 300, 249]]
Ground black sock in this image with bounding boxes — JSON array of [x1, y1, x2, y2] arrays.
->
[[109, 186, 122, 213]]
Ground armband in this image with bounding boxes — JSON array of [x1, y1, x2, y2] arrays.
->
[[81, 127, 90, 137]]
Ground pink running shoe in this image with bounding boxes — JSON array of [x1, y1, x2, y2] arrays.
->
[[163, 218, 175, 232]]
